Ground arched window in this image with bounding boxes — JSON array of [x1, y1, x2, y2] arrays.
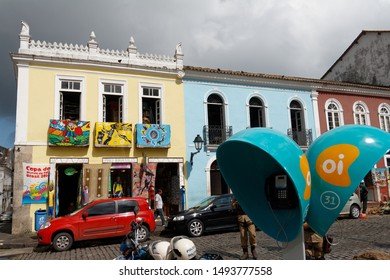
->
[[288, 99, 309, 146], [206, 93, 226, 145], [209, 160, 228, 195], [353, 102, 370, 125], [325, 100, 342, 130], [289, 100, 305, 133], [379, 104, 390, 132], [249, 97, 265, 128]]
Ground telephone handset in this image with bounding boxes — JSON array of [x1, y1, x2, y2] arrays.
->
[[266, 174, 298, 209]]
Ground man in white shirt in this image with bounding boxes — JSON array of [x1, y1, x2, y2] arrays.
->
[[154, 188, 165, 226]]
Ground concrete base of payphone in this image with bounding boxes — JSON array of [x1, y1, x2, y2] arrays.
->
[[281, 229, 305, 260]]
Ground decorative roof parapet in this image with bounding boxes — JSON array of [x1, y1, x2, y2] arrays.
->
[[18, 21, 183, 71]]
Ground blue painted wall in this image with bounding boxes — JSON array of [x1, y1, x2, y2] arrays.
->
[[184, 77, 316, 207]]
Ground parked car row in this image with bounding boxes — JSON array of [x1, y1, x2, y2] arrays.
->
[[166, 192, 363, 237], [31, 191, 361, 252]]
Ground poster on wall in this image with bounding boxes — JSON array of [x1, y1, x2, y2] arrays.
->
[[48, 119, 90, 146], [136, 124, 171, 148], [95, 122, 132, 147], [372, 168, 388, 188], [22, 163, 56, 204]]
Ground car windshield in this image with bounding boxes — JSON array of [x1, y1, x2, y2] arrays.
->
[[191, 196, 218, 209]]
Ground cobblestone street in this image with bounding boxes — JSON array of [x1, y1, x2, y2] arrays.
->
[[3, 214, 390, 260]]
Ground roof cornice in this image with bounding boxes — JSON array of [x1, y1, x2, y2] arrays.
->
[[184, 65, 390, 97], [13, 21, 185, 79]]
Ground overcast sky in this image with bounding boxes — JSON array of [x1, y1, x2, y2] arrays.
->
[[1, 0, 390, 148]]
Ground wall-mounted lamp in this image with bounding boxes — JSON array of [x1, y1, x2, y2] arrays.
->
[[190, 134, 204, 166]]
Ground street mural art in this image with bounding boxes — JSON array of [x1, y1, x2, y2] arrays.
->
[[22, 163, 55, 204], [95, 122, 132, 147], [136, 124, 171, 148], [48, 119, 90, 146], [131, 163, 157, 199]]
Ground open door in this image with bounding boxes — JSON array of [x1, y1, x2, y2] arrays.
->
[[83, 164, 111, 201]]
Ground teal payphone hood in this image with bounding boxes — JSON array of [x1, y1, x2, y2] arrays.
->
[[217, 125, 390, 242]]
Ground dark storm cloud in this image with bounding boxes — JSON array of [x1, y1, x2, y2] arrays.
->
[[1, 0, 390, 148]]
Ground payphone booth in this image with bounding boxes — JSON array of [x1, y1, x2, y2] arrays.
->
[[217, 125, 390, 260]]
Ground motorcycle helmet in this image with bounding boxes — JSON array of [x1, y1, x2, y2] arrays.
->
[[149, 240, 171, 260], [170, 236, 197, 260]]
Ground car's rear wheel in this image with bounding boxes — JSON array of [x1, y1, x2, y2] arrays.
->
[[52, 232, 73, 251], [350, 204, 361, 219], [137, 225, 150, 242], [187, 219, 204, 237]]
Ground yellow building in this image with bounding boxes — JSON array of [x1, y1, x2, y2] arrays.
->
[[11, 21, 186, 234]]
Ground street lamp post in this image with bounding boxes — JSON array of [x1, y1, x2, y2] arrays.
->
[[190, 134, 204, 166]]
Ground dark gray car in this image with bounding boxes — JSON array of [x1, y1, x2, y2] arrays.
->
[[166, 194, 238, 237]]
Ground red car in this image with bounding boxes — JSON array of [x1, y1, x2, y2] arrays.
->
[[37, 197, 156, 251]]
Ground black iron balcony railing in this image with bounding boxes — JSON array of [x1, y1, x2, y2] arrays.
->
[[203, 125, 233, 146], [287, 128, 313, 147]]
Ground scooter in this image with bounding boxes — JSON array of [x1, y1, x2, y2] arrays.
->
[[115, 209, 152, 260], [115, 209, 222, 260]]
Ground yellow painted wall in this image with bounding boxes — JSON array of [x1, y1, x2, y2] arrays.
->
[[28, 64, 186, 164]]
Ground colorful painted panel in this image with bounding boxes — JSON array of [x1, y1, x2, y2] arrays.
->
[[95, 122, 132, 147], [48, 119, 90, 146], [22, 163, 55, 204], [136, 124, 171, 148]]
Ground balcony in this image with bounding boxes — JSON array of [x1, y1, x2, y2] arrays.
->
[[287, 128, 313, 147], [203, 125, 233, 146], [135, 123, 171, 148]]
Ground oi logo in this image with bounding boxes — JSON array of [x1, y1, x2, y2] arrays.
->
[[315, 144, 360, 187]]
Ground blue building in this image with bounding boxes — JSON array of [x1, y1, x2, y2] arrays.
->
[[183, 66, 319, 207]]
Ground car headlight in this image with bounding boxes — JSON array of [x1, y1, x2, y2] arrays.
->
[[39, 221, 51, 230], [173, 216, 184, 221]]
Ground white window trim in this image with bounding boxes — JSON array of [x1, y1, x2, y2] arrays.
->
[[287, 96, 308, 131], [203, 89, 230, 128], [246, 92, 269, 128], [324, 98, 344, 131], [138, 82, 164, 124], [352, 100, 370, 125], [378, 103, 390, 132], [98, 79, 128, 122], [54, 75, 86, 120], [384, 151, 390, 168]]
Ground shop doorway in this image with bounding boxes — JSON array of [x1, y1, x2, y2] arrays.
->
[[154, 163, 180, 216], [210, 160, 229, 195], [56, 164, 82, 217], [110, 164, 132, 197]]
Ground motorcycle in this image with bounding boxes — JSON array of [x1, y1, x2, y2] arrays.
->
[[115, 209, 222, 260], [115, 210, 152, 260]]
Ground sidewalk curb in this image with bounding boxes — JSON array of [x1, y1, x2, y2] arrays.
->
[[0, 247, 34, 258]]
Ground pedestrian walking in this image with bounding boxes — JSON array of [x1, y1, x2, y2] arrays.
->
[[154, 188, 165, 226], [360, 180, 368, 218]]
